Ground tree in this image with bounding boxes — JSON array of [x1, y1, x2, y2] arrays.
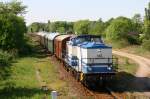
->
[[0, 1, 27, 15], [132, 14, 142, 24], [143, 2, 150, 39], [74, 20, 90, 35], [0, 13, 26, 51], [104, 18, 114, 28], [132, 14, 142, 34], [28, 22, 47, 33], [89, 20, 105, 35], [106, 17, 139, 45], [142, 2, 150, 51], [65, 22, 74, 33], [0, 1, 27, 53]]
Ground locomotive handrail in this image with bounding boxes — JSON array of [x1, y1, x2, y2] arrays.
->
[[81, 57, 118, 71]]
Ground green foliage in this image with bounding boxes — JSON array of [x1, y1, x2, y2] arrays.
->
[[144, 2, 150, 20], [142, 39, 150, 51], [104, 18, 114, 28], [142, 2, 150, 51], [74, 20, 90, 35], [106, 17, 132, 40], [0, 1, 27, 55], [52, 21, 67, 33], [0, 13, 27, 51], [89, 20, 105, 35], [0, 1, 27, 15], [132, 14, 142, 34], [0, 41, 68, 98], [28, 22, 46, 33], [115, 55, 138, 74], [143, 20, 150, 39], [28, 21, 74, 34], [105, 17, 139, 46], [48, 21, 73, 33], [143, 2, 150, 39], [0, 50, 13, 66]]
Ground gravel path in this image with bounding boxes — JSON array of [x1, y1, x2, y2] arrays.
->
[[113, 50, 150, 97], [113, 50, 150, 77]]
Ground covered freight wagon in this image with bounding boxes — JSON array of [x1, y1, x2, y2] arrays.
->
[[36, 32, 43, 45], [40, 32, 47, 47], [54, 35, 72, 60], [47, 33, 59, 54]]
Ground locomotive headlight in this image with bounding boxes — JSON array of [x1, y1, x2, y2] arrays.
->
[[88, 67, 92, 71], [107, 67, 111, 70]]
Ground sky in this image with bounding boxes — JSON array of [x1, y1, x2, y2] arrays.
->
[[1, 0, 150, 25]]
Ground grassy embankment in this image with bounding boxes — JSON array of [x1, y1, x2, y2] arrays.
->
[[114, 55, 138, 75], [0, 40, 67, 99]]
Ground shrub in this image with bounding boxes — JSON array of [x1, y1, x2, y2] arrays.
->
[[105, 16, 140, 47], [0, 13, 26, 51], [142, 39, 150, 51], [0, 50, 13, 66]]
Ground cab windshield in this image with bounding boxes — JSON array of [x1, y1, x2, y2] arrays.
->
[[75, 37, 103, 44]]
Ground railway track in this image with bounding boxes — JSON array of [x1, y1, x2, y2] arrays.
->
[[49, 55, 125, 99], [30, 34, 127, 99], [79, 81, 121, 99]]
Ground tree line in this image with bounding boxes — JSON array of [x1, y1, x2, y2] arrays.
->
[[28, 2, 150, 51], [0, 1, 150, 54]]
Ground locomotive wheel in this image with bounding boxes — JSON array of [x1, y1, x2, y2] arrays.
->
[[82, 75, 88, 87]]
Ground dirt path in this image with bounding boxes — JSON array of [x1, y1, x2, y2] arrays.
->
[[113, 50, 150, 96], [113, 50, 150, 77]]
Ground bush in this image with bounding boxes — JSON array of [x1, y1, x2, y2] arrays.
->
[[0, 13, 26, 51], [142, 39, 150, 51], [0, 50, 13, 66], [18, 35, 34, 56], [105, 16, 140, 46]]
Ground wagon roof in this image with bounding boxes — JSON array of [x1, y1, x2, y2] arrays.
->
[[47, 32, 59, 40], [39, 32, 47, 37], [55, 35, 71, 41]]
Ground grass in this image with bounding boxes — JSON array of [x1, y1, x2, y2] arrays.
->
[[35, 57, 68, 95], [0, 39, 68, 98], [114, 55, 139, 75], [0, 57, 44, 99]]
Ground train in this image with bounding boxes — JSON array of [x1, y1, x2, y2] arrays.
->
[[36, 32, 118, 86]]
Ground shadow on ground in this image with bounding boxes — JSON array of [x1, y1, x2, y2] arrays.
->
[[20, 43, 49, 59], [0, 65, 12, 80], [0, 86, 51, 99], [108, 72, 150, 93]]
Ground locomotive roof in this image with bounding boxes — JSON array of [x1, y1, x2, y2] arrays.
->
[[71, 34, 101, 39], [79, 42, 112, 49]]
